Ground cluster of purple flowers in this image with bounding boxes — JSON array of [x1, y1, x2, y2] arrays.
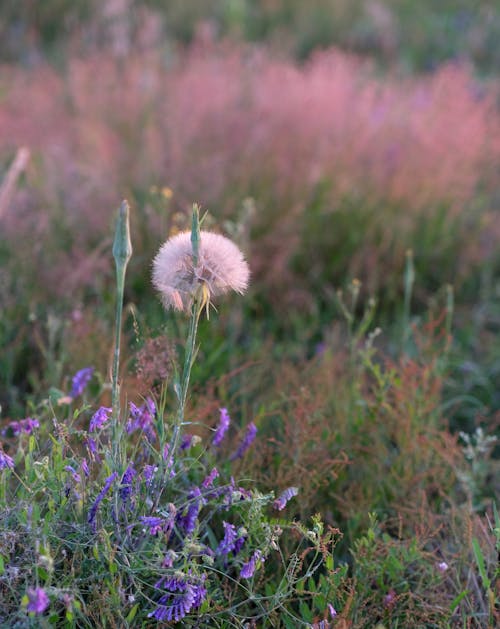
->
[[126, 398, 156, 440], [2, 417, 39, 437], [140, 514, 174, 536], [120, 464, 137, 505], [240, 550, 264, 579], [201, 467, 219, 488], [88, 472, 118, 531], [70, 367, 94, 398], [177, 487, 203, 535], [230, 422, 257, 461], [0, 449, 14, 470], [26, 587, 50, 614], [212, 407, 230, 446], [273, 486, 299, 511], [148, 574, 207, 622], [216, 521, 246, 557], [89, 407, 112, 432]]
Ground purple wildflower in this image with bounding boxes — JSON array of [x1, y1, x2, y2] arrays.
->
[[233, 535, 246, 556], [162, 444, 176, 478], [143, 464, 158, 486], [87, 472, 118, 530], [84, 437, 100, 462], [273, 486, 299, 511], [126, 398, 156, 440], [216, 522, 237, 556], [3, 417, 40, 437], [26, 587, 50, 613], [230, 422, 257, 460], [149, 575, 207, 622], [437, 561, 449, 573], [181, 434, 194, 450], [120, 464, 136, 504], [240, 550, 264, 579], [162, 550, 177, 568], [140, 516, 167, 535], [212, 407, 231, 446], [0, 449, 14, 470], [70, 367, 94, 398], [81, 459, 90, 477], [177, 488, 202, 535], [202, 467, 219, 488], [89, 407, 112, 432], [328, 603, 337, 618], [65, 465, 81, 483]]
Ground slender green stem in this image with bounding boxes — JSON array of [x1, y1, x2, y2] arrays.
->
[[111, 200, 132, 467], [402, 248, 415, 352], [169, 204, 202, 458], [170, 297, 201, 456]]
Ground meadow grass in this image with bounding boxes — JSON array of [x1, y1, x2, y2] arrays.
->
[[0, 18, 499, 627]]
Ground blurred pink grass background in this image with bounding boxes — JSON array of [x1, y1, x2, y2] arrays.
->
[[1, 41, 499, 300]]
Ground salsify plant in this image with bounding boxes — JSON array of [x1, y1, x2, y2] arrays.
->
[[0, 202, 339, 627]]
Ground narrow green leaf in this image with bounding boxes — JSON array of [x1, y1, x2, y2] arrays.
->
[[449, 590, 468, 612], [126, 603, 139, 623], [472, 538, 490, 589]]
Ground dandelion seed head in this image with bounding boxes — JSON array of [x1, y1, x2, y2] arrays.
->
[[152, 230, 250, 311]]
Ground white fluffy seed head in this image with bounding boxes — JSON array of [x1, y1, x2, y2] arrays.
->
[[152, 230, 250, 311]]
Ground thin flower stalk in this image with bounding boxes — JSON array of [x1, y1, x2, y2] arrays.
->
[[111, 200, 132, 466]]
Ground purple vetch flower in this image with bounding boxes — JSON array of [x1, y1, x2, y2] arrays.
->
[[148, 575, 207, 622], [162, 550, 177, 568], [177, 488, 202, 535], [0, 449, 14, 470], [216, 522, 237, 556], [162, 444, 176, 478], [202, 467, 219, 488], [81, 459, 90, 477], [240, 550, 264, 579], [87, 472, 118, 530], [143, 464, 158, 486], [212, 408, 231, 446], [84, 437, 100, 462], [273, 487, 299, 511], [215, 521, 246, 558], [89, 407, 112, 432], [230, 422, 257, 460], [328, 603, 337, 618], [140, 516, 168, 536], [181, 434, 194, 450], [437, 561, 449, 573], [120, 464, 137, 504], [3, 417, 40, 437], [233, 535, 246, 556], [126, 398, 156, 440], [65, 465, 81, 483], [26, 587, 50, 613], [70, 367, 94, 398]]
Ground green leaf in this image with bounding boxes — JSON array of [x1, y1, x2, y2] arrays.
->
[[299, 601, 313, 622], [472, 538, 490, 590], [282, 614, 298, 629], [0, 555, 4, 577], [449, 590, 469, 613], [126, 603, 139, 624]]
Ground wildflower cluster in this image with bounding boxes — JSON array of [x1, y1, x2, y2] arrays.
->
[[0, 204, 328, 627]]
